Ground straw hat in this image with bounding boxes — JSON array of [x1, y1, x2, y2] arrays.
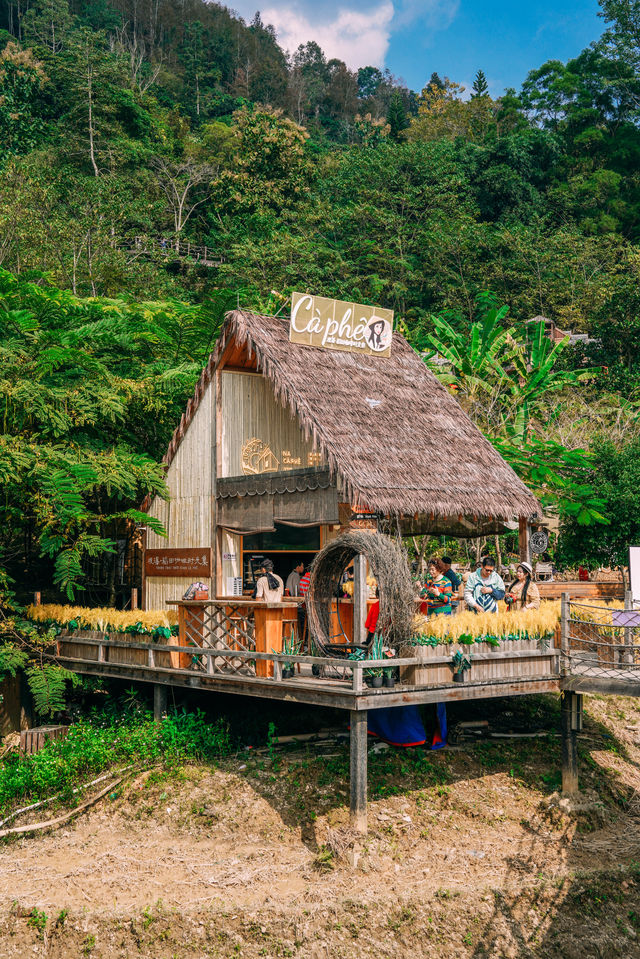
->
[[518, 561, 533, 577]]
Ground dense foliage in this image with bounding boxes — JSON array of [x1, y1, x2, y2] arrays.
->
[[0, 0, 639, 595]]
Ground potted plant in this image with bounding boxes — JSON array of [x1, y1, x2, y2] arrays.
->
[[451, 649, 471, 683], [279, 633, 299, 679], [366, 633, 384, 688], [383, 666, 395, 688]]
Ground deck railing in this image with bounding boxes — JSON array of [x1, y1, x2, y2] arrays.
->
[[562, 596, 640, 682]]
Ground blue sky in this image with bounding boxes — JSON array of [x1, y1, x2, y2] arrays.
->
[[227, 0, 603, 95]]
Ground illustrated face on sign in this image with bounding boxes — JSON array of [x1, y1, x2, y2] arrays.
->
[[366, 318, 391, 352]]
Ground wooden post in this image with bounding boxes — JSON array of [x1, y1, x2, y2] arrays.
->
[[254, 605, 286, 678], [560, 592, 570, 676], [518, 517, 530, 564], [353, 554, 367, 647], [131, 588, 138, 611], [350, 710, 368, 833], [561, 691, 581, 794], [33, 592, 41, 606], [623, 589, 634, 666], [153, 684, 167, 721]]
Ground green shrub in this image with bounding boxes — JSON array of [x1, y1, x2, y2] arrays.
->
[[0, 708, 231, 816]]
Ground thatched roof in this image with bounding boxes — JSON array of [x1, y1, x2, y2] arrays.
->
[[162, 309, 540, 527]]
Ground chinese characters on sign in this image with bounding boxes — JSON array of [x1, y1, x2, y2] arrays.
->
[[145, 548, 212, 578], [290, 292, 393, 357]]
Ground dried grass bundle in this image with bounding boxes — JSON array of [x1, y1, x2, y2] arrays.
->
[[27, 604, 177, 633], [307, 532, 414, 654], [412, 601, 561, 644]]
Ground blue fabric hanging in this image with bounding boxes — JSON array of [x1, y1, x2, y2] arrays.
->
[[367, 706, 426, 746]]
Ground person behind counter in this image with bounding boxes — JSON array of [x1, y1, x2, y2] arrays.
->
[[464, 556, 505, 613], [420, 560, 453, 616], [285, 561, 305, 597], [254, 559, 284, 602], [505, 561, 540, 610]]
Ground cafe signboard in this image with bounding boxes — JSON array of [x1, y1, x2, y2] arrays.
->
[[290, 292, 393, 357], [145, 547, 212, 578]]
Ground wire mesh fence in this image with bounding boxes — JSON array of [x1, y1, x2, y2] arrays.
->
[[565, 600, 640, 681]]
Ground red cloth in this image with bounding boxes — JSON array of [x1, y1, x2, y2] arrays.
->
[[299, 572, 311, 597], [365, 600, 380, 633], [578, 566, 589, 582]]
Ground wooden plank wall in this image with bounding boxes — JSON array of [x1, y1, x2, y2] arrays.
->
[[221, 371, 321, 477], [146, 382, 214, 609]]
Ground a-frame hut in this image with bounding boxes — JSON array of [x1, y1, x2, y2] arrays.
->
[[143, 310, 539, 609]]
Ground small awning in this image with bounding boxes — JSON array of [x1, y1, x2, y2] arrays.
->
[[216, 468, 339, 532]]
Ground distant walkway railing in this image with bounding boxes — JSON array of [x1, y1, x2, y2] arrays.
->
[[125, 237, 224, 267]]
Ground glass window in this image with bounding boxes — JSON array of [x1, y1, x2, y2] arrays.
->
[[243, 524, 320, 552]]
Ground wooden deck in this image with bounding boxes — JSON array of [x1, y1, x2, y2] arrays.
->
[[49, 592, 640, 833], [54, 634, 561, 710]]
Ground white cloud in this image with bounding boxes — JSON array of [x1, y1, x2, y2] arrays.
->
[[226, 0, 459, 71], [259, 1, 394, 68], [394, 0, 459, 30]]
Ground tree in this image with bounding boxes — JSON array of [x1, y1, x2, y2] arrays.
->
[[152, 156, 213, 245], [422, 299, 605, 523], [0, 42, 47, 163], [471, 68, 489, 98], [386, 89, 408, 141], [22, 0, 75, 54], [0, 268, 235, 598], [558, 437, 640, 567]]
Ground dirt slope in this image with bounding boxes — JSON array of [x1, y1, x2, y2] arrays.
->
[[1, 694, 640, 958]]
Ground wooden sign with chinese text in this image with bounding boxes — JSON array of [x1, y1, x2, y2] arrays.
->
[[290, 292, 393, 357], [145, 548, 212, 578]]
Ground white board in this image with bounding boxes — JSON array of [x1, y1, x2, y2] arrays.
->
[[629, 546, 640, 604]]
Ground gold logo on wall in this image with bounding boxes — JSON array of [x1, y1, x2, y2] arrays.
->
[[242, 438, 280, 475]]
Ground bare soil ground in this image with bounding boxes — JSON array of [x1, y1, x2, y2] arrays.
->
[[2, 693, 640, 958]]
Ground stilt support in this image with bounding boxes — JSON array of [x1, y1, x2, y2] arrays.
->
[[350, 709, 368, 834], [153, 684, 168, 722], [561, 691, 582, 794]]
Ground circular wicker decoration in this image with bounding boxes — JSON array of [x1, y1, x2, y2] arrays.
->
[[307, 531, 415, 656]]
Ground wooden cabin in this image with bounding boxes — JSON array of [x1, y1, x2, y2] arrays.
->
[[142, 308, 540, 610]]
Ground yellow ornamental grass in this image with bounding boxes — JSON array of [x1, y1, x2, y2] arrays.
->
[[27, 604, 177, 633], [412, 601, 561, 644]]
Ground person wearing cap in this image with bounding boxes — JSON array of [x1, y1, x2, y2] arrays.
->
[[505, 562, 540, 610], [254, 559, 284, 603]]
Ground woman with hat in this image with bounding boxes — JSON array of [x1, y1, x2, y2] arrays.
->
[[505, 561, 540, 611]]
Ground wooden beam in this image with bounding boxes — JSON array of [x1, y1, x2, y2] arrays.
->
[[53, 654, 560, 710], [350, 710, 367, 834], [562, 675, 640, 697], [352, 553, 367, 647], [153, 684, 168, 721], [561, 691, 581, 794], [518, 517, 529, 563]]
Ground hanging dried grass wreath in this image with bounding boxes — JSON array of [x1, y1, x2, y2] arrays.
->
[[307, 531, 415, 656]]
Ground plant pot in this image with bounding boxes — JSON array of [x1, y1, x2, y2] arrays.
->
[[370, 675, 383, 688], [452, 671, 468, 683], [312, 664, 321, 677], [383, 674, 395, 688], [282, 666, 294, 679]]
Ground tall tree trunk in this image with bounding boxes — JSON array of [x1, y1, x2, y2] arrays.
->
[[87, 65, 99, 177]]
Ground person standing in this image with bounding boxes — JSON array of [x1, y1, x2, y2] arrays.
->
[[439, 556, 461, 592], [505, 562, 540, 610], [286, 561, 304, 596], [464, 557, 505, 613], [254, 559, 284, 602], [420, 560, 453, 616]]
